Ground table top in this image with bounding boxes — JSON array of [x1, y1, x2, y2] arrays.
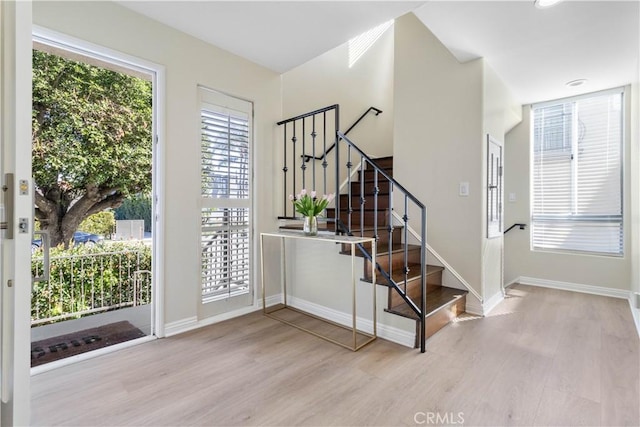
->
[[260, 230, 375, 244]]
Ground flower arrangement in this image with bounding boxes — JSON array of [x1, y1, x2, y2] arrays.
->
[[289, 189, 335, 217]]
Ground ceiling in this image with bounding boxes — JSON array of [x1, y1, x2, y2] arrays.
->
[[118, 1, 422, 73], [118, 1, 639, 105]]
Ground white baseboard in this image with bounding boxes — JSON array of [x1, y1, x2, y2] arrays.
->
[[464, 295, 483, 316], [164, 316, 198, 337], [516, 276, 630, 299], [630, 295, 640, 339], [164, 294, 283, 337], [288, 296, 415, 348], [464, 291, 503, 317], [482, 290, 505, 316]]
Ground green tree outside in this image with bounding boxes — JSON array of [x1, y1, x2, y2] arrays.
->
[[32, 49, 152, 248]]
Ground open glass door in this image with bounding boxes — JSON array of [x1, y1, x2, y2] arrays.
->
[[1, 1, 33, 424], [29, 30, 158, 368]]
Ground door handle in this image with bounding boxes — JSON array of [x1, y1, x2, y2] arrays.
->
[[1, 173, 14, 239], [33, 230, 50, 283]]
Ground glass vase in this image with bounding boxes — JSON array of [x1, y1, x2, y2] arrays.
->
[[303, 216, 318, 236]]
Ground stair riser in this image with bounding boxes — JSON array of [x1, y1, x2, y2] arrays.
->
[[364, 247, 422, 278], [326, 209, 389, 227], [340, 193, 392, 210], [360, 180, 391, 194], [371, 157, 393, 169], [358, 168, 393, 182], [417, 295, 466, 345], [339, 228, 402, 252], [387, 270, 443, 308]]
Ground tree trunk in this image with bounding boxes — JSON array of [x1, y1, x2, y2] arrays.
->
[[35, 184, 125, 248]]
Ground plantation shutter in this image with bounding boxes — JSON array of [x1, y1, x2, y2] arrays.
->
[[532, 89, 623, 255], [199, 88, 252, 302]]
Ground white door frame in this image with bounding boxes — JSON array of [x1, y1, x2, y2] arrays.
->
[[1, 1, 33, 424], [31, 26, 167, 339]]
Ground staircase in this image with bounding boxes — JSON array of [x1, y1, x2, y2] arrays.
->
[[326, 156, 467, 347], [277, 104, 468, 351]]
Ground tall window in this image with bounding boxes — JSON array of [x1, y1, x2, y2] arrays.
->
[[200, 87, 252, 302], [532, 89, 623, 256]]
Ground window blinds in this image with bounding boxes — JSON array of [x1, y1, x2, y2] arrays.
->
[[532, 89, 623, 256], [200, 91, 252, 302]]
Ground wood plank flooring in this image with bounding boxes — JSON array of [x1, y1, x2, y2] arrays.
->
[[31, 284, 640, 426]]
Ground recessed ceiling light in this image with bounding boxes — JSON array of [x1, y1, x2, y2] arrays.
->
[[534, 0, 563, 9], [566, 79, 588, 88]]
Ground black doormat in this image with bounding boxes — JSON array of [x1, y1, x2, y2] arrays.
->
[[31, 321, 146, 367]]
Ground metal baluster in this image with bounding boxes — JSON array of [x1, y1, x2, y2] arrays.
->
[[403, 195, 409, 296], [301, 118, 306, 190], [334, 107, 340, 235], [420, 206, 427, 353], [292, 122, 297, 214], [322, 112, 328, 196], [373, 168, 379, 246], [388, 182, 394, 283], [312, 115, 317, 193], [359, 157, 365, 237], [283, 125, 288, 217], [347, 145, 353, 232]]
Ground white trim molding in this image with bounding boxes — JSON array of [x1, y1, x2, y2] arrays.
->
[[464, 291, 503, 317], [516, 276, 630, 299], [482, 291, 505, 316], [163, 294, 283, 337]]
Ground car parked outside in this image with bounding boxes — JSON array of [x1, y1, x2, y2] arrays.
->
[[32, 231, 105, 251]]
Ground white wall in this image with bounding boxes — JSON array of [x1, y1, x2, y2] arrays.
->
[[393, 13, 484, 296], [282, 25, 394, 157], [504, 100, 631, 291], [481, 62, 522, 303], [33, 1, 282, 327], [279, 24, 395, 208]]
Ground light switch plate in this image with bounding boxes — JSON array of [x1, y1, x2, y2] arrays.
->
[[509, 192, 516, 202], [459, 182, 469, 197]]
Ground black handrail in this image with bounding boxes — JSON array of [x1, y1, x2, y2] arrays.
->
[[337, 131, 428, 353], [504, 223, 527, 234], [303, 107, 382, 162]]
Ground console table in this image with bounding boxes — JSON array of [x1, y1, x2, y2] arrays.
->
[[259, 231, 376, 351]]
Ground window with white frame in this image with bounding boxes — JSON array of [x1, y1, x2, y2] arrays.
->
[[531, 88, 623, 256], [199, 87, 252, 302]]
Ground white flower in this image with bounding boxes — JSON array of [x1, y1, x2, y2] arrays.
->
[[311, 190, 317, 198], [288, 194, 294, 201], [300, 189, 307, 196]]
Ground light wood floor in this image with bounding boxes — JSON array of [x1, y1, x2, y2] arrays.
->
[[31, 284, 640, 426]]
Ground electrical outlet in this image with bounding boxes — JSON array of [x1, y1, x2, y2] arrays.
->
[[509, 192, 516, 202], [459, 182, 469, 197]]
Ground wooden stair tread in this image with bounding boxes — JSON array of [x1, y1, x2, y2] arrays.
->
[[362, 264, 443, 285], [340, 242, 421, 256], [385, 286, 467, 320]]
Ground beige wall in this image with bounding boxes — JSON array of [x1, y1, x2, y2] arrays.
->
[[481, 62, 522, 302], [504, 100, 631, 291], [393, 13, 484, 296], [33, 1, 282, 326]]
